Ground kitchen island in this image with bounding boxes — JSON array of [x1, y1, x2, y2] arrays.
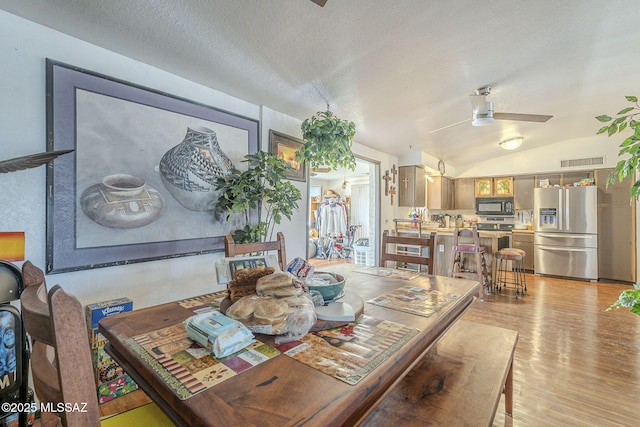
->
[[394, 224, 511, 277]]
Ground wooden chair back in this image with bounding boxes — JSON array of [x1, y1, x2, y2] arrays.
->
[[380, 230, 436, 274], [20, 261, 65, 426], [48, 284, 102, 426], [451, 227, 484, 253], [224, 231, 287, 271]]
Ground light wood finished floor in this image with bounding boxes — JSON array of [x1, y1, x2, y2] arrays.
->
[[37, 258, 639, 426]]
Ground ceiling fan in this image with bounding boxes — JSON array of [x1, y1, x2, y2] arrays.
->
[[430, 85, 553, 133]]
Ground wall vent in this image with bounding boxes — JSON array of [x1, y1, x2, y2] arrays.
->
[[560, 156, 605, 168]]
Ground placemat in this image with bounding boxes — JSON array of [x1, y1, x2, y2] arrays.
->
[[367, 285, 458, 318], [275, 315, 418, 385], [125, 323, 279, 400], [356, 266, 420, 280], [178, 290, 227, 313]]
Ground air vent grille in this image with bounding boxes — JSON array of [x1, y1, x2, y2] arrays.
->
[[560, 156, 604, 168]]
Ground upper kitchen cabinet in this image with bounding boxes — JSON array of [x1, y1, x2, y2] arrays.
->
[[398, 165, 426, 207], [475, 177, 513, 197], [514, 175, 535, 209], [454, 178, 475, 209], [428, 175, 454, 210]]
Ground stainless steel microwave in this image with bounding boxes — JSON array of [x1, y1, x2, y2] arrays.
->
[[475, 197, 515, 215]]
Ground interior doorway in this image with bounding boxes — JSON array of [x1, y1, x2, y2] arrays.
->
[[307, 156, 380, 266]]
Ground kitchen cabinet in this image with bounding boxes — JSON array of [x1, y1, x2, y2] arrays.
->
[[595, 168, 636, 282], [514, 175, 535, 210], [428, 176, 454, 210], [475, 177, 513, 197], [511, 231, 534, 271], [398, 165, 426, 207], [454, 178, 475, 209]]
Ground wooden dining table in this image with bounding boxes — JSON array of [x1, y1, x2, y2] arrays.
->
[[99, 264, 479, 427]]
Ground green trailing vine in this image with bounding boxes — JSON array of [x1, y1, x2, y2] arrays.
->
[[297, 109, 356, 171]]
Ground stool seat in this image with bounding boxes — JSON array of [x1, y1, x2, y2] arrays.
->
[[494, 247, 526, 299], [495, 249, 524, 261], [452, 244, 486, 253]]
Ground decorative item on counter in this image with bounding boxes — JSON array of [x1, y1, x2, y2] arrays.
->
[[383, 170, 391, 195], [456, 214, 464, 228], [409, 208, 423, 228], [80, 174, 164, 229], [184, 310, 256, 358]]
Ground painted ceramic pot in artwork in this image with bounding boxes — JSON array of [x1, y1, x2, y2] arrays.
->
[[159, 126, 234, 211], [80, 174, 164, 229]]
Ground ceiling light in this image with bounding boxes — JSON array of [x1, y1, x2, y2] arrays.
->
[[472, 116, 494, 126], [500, 137, 524, 150]]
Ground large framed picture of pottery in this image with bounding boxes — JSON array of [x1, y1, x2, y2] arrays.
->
[[45, 59, 259, 273], [269, 130, 306, 182]]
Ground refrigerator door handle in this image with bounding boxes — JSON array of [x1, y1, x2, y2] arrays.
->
[[563, 188, 569, 231], [557, 189, 563, 230], [536, 233, 594, 239], [537, 246, 593, 252]]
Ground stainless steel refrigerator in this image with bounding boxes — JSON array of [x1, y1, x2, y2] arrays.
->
[[534, 186, 598, 280]]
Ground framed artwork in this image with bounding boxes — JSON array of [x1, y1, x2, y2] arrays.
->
[[269, 130, 306, 182], [494, 177, 514, 196], [45, 59, 259, 273], [475, 178, 493, 197]]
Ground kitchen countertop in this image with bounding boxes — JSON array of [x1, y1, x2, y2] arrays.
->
[[397, 226, 511, 239], [511, 228, 534, 234]]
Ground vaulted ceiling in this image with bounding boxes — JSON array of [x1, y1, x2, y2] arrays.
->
[[2, 0, 638, 169]]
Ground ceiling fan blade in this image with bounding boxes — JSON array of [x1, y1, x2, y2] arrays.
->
[[311, 0, 328, 6], [494, 112, 553, 123], [429, 118, 471, 133]]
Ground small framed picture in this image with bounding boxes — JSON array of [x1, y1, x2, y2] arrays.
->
[[215, 255, 280, 285], [269, 130, 306, 182]]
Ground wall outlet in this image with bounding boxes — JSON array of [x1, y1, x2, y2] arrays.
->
[[438, 244, 445, 252]]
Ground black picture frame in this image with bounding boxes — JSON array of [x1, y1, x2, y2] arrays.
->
[[45, 59, 259, 273], [269, 130, 306, 182]]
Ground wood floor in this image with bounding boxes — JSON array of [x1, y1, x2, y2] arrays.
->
[[61, 258, 639, 426]]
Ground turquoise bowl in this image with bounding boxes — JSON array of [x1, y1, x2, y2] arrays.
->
[[307, 272, 345, 302]]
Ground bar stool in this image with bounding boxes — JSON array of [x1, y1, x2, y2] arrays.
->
[[494, 248, 527, 299], [448, 227, 491, 301]]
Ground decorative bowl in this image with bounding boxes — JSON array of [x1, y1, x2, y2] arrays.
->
[[307, 272, 345, 302]]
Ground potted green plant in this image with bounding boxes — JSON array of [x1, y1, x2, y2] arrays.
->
[[596, 95, 640, 199], [214, 151, 302, 243], [297, 108, 357, 171], [606, 284, 640, 315], [597, 96, 640, 314]]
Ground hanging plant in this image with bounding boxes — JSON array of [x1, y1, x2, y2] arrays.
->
[[596, 95, 640, 200], [297, 109, 356, 171]]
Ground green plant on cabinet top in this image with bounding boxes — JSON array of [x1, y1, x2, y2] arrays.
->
[[297, 109, 356, 171], [214, 151, 302, 243]]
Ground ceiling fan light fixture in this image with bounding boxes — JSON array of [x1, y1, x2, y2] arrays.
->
[[472, 116, 494, 126], [500, 137, 524, 150]]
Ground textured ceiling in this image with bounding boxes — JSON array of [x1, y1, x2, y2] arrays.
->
[[2, 0, 639, 170]]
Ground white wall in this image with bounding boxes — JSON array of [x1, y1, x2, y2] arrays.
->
[[0, 10, 399, 309]]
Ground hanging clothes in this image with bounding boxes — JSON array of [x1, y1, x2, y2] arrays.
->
[[318, 198, 347, 236]]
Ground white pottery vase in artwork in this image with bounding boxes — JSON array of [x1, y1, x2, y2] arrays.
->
[[80, 174, 164, 228], [159, 126, 235, 211]]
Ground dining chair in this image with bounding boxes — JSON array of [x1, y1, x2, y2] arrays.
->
[[448, 227, 491, 301], [19, 262, 173, 427], [224, 231, 287, 271], [379, 230, 436, 274]]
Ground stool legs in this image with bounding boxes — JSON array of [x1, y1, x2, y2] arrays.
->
[[494, 256, 525, 299]]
